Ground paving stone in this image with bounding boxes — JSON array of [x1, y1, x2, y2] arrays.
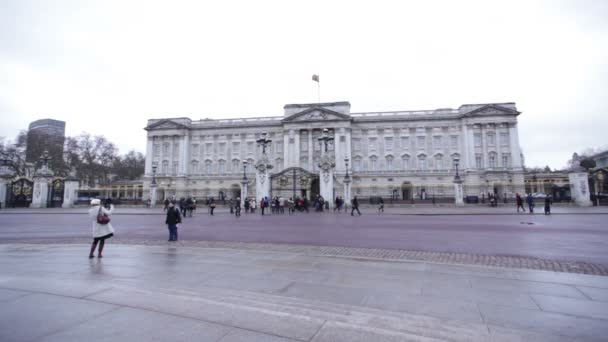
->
[[478, 303, 608, 340], [0, 293, 117, 342], [41, 306, 231, 342], [422, 284, 539, 309], [218, 329, 298, 342], [311, 321, 444, 342], [470, 277, 587, 299], [576, 286, 608, 302], [531, 294, 608, 320], [0, 288, 30, 302], [278, 281, 369, 306]]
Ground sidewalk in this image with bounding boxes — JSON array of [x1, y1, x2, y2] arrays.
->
[[2, 205, 608, 215], [1, 243, 607, 341]]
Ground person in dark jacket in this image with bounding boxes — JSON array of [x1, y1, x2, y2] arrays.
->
[[165, 201, 182, 241], [526, 193, 534, 213], [515, 193, 525, 213], [544, 195, 552, 215], [378, 197, 384, 212], [351, 196, 361, 216]]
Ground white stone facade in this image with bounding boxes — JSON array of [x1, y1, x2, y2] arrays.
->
[[143, 101, 525, 202]]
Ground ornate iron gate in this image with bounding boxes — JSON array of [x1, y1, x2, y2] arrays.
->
[[49, 179, 65, 207], [270, 167, 319, 199], [9, 178, 34, 208]]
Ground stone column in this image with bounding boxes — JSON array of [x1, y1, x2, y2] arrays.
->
[[32, 177, 51, 208], [569, 172, 592, 206], [480, 124, 488, 168], [293, 130, 300, 168], [180, 134, 189, 175], [509, 123, 523, 170], [149, 184, 158, 207], [334, 129, 342, 173], [255, 155, 272, 201], [343, 177, 352, 207], [319, 154, 335, 209], [461, 124, 470, 170], [308, 130, 313, 170], [283, 132, 290, 167], [240, 180, 248, 207], [145, 137, 154, 174], [62, 178, 79, 208], [454, 179, 464, 206]]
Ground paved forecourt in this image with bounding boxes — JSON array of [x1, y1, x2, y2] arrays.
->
[[2, 243, 608, 342]]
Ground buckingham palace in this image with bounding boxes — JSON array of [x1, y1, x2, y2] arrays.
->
[[142, 101, 525, 205]]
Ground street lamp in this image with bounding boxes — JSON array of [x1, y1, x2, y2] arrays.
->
[[242, 160, 248, 180], [453, 158, 461, 182], [317, 128, 334, 153], [344, 157, 350, 180], [256, 132, 272, 155], [151, 163, 158, 185]]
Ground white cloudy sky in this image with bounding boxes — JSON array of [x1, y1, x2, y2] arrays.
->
[[1, 0, 606, 169]]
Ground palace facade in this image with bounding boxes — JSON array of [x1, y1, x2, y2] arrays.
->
[[142, 101, 525, 203]]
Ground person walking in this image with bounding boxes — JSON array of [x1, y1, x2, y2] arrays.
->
[[88, 198, 115, 258], [515, 193, 526, 213], [163, 198, 170, 211], [235, 197, 241, 217], [228, 197, 234, 214], [288, 197, 295, 214], [351, 196, 361, 216], [526, 193, 534, 213], [378, 197, 384, 212], [260, 197, 266, 215], [165, 201, 181, 241], [250, 198, 256, 213], [544, 195, 552, 215], [209, 197, 216, 215]]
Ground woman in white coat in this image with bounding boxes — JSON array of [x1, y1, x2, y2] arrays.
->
[[88, 199, 115, 258]]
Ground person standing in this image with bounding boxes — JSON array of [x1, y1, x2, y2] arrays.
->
[[235, 197, 241, 217], [260, 197, 266, 215], [228, 197, 234, 214], [526, 193, 534, 213], [250, 198, 256, 213], [351, 196, 361, 216], [165, 201, 181, 241], [378, 197, 384, 212], [88, 198, 115, 258], [515, 193, 526, 213], [209, 197, 216, 215], [544, 195, 552, 215]]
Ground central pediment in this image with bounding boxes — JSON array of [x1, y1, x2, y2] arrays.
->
[[144, 119, 190, 131], [460, 104, 520, 117], [282, 107, 352, 123]]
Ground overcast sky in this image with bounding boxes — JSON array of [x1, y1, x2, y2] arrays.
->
[[1, 0, 606, 169]]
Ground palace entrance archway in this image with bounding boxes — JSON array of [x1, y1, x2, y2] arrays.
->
[[401, 181, 413, 200], [270, 167, 319, 200]]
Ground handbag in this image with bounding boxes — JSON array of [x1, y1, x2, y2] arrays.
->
[[97, 206, 110, 225]]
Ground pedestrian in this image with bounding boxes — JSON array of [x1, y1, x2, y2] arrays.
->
[[351, 196, 361, 216], [260, 197, 266, 215], [288, 197, 295, 214], [244, 197, 250, 213], [235, 197, 241, 217], [165, 201, 181, 241], [544, 195, 552, 215], [164, 198, 170, 211], [250, 198, 256, 213], [378, 197, 384, 212], [526, 193, 534, 213], [209, 197, 216, 215], [228, 197, 234, 214], [515, 193, 526, 213], [88, 198, 115, 258]]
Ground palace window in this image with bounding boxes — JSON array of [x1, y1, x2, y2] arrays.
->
[[275, 141, 283, 153], [353, 139, 362, 152], [172, 161, 178, 175], [191, 160, 199, 174], [474, 134, 482, 147], [475, 154, 482, 169], [400, 136, 409, 150], [433, 136, 442, 150], [205, 161, 212, 175], [500, 133, 509, 146], [502, 154, 510, 168], [161, 160, 169, 174], [435, 155, 444, 170], [218, 160, 226, 173], [205, 143, 213, 156], [370, 157, 378, 171], [384, 137, 393, 152], [192, 144, 199, 157], [417, 136, 426, 150], [402, 155, 410, 170], [163, 143, 170, 155], [153, 144, 160, 156], [173, 143, 179, 157], [385, 156, 393, 171], [219, 143, 226, 155], [369, 138, 377, 151], [489, 152, 497, 168], [300, 139, 308, 151], [232, 142, 240, 155], [353, 158, 362, 172], [418, 155, 427, 170], [313, 157, 320, 172], [487, 133, 496, 146], [275, 158, 283, 171], [450, 136, 458, 149], [247, 142, 254, 154], [232, 159, 240, 173]]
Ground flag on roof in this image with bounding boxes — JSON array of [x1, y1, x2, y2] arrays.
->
[[312, 74, 319, 82]]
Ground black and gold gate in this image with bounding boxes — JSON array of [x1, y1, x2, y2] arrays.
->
[[8, 178, 34, 208], [49, 179, 65, 208], [270, 167, 319, 200]]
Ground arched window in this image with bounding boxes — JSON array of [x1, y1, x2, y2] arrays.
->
[[435, 154, 443, 170], [205, 160, 212, 175], [232, 159, 240, 173], [418, 155, 427, 170], [401, 155, 410, 170], [353, 157, 362, 172], [161, 160, 169, 174], [218, 160, 226, 174], [275, 158, 283, 171], [385, 156, 393, 171], [313, 157, 320, 172], [191, 160, 199, 174], [370, 156, 378, 171]]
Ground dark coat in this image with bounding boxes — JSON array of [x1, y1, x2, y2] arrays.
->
[[165, 207, 182, 225], [352, 198, 359, 208]]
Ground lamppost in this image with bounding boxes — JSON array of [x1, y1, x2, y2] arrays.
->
[[317, 128, 334, 153], [256, 132, 272, 155], [151, 163, 158, 185], [343, 157, 352, 208], [453, 157, 464, 206], [241, 161, 248, 207], [242, 160, 248, 181], [149, 163, 158, 207]]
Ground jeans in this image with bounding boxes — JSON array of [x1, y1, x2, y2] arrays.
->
[[168, 224, 178, 241]]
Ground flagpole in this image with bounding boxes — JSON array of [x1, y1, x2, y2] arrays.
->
[[317, 79, 320, 103]]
